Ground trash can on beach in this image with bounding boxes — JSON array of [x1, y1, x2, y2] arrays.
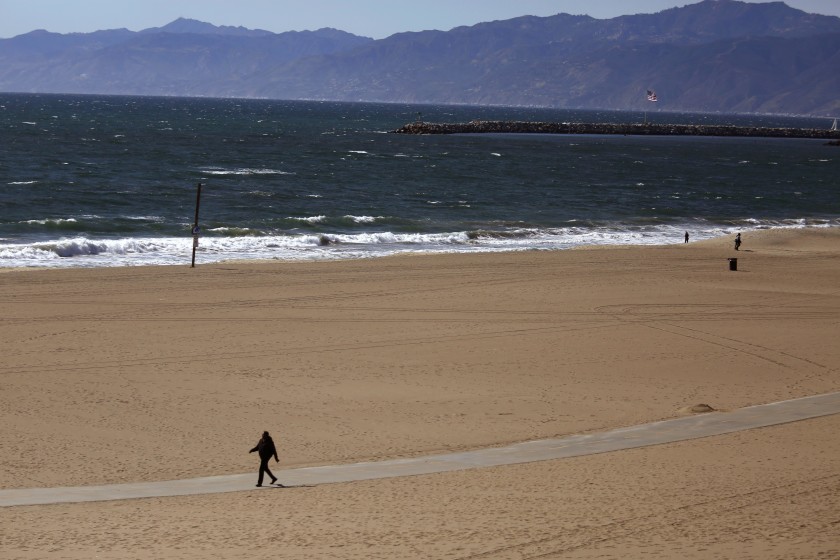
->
[[728, 258, 738, 271]]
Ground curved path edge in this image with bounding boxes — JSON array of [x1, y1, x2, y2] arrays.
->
[[3, 392, 839, 507]]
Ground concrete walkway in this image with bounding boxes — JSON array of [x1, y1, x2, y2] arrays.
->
[[2, 392, 839, 507]]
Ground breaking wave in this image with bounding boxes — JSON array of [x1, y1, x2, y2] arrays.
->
[[2, 218, 836, 268]]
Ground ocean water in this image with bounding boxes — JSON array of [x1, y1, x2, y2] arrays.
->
[[1, 93, 837, 268]]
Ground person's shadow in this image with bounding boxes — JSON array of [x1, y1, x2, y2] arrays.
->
[[258, 483, 314, 489]]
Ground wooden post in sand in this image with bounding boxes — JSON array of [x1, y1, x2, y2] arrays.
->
[[191, 182, 202, 268]]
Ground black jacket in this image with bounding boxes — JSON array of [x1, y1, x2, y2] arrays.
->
[[250, 436, 279, 461]]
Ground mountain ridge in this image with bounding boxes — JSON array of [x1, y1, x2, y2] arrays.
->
[[1, 0, 839, 115]]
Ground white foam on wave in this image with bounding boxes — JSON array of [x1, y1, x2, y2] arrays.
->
[[289, 215, 326, 224], [0, 236, 179, 268], [1, 221, 835, 269], [344, 215, 380, 223], [207, 226, 255, 235], [21, 218, 78, 225], [125, 215, 165, 222], [1, 231, 468, 268], [200, 167, 294, 176]]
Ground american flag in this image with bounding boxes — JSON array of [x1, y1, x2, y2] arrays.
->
[[647, 90, 658, 102]]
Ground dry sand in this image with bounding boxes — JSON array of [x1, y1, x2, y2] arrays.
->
[[1, 228, 839, 558]]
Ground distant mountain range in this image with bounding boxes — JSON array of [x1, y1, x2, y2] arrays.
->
[[2, 0, 840, 116]]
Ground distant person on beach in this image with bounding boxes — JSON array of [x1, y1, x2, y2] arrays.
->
[[684, 231, 689, 243], [249, 431, 279, 487], [735, 233, 742, 251]]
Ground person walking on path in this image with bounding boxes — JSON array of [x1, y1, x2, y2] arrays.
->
[[250, 431, 279, 487]]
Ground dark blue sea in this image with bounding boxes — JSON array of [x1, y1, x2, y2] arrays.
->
[[1, 93, 837, 268]]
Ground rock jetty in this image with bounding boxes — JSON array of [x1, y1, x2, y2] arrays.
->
[[392, 120, 840, 140]]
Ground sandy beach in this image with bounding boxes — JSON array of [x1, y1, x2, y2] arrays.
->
[[1, 228, 839, 559]]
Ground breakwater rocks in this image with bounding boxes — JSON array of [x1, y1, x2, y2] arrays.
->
[[392, 120, 840, 140]]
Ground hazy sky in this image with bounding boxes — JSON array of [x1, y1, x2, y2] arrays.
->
[[2, 0, 840, 39]]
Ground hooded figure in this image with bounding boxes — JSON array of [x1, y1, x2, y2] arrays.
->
[[249, 431, 279, 486]]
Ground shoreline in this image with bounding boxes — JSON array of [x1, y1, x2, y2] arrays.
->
[[1, 224, 837, 273], [392, 119, 840, 139]]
